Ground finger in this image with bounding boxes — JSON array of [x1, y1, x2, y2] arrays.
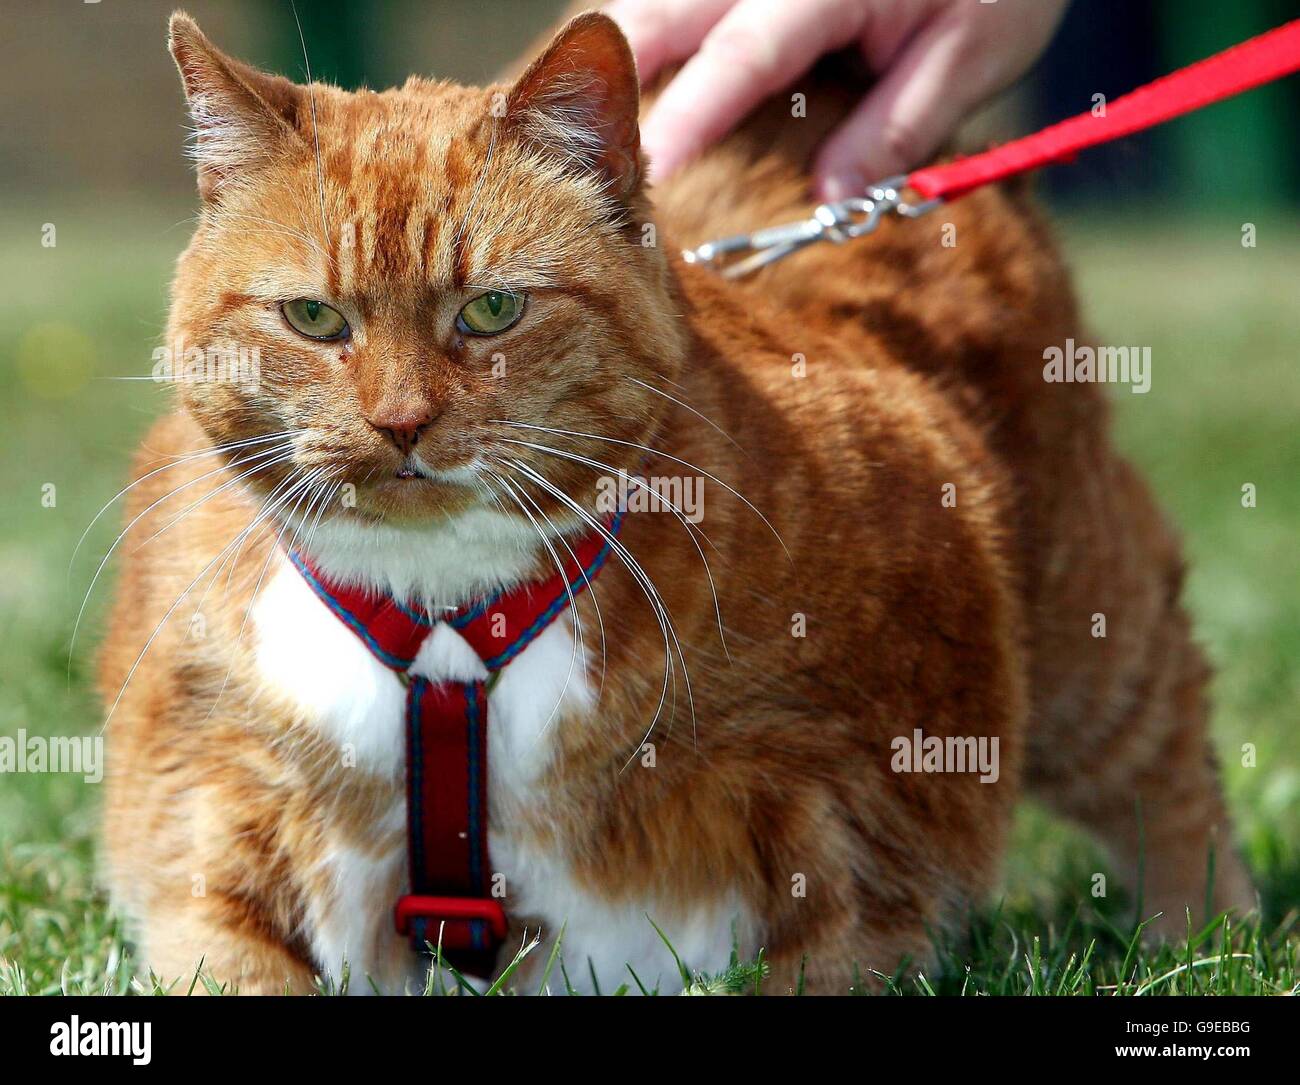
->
[[813, 14, 978, 200], [603, 0, 736, 86], [640, 0, 865, 181]]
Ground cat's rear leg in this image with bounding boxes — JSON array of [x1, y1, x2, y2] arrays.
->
[[1035, 624, 1254, 938], [749, 713, 1019, 993]]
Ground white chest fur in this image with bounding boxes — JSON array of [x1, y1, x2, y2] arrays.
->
[[252, 557, 745, 993]]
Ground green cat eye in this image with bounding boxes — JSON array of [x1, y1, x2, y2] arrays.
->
[[281, 298, 349, 340], [457, 291, 524, 336]]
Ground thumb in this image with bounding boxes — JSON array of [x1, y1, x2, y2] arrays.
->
[[813, 16, 978, 200]]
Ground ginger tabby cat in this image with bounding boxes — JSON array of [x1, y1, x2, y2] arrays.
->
[[99, 10, 1252, 993]]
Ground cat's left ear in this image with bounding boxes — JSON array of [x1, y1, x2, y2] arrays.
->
[[505, 12, 642, 200], [168, 13, 308, 201]]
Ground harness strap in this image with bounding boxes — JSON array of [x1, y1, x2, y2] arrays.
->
[[289, 513, 621, 976]]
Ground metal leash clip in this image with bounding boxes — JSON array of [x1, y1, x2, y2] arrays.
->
[[682, 175, 943, 279]]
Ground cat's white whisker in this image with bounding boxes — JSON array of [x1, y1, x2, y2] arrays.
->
[[69, 442, 298, 673], [207, 461, 321, 610], [481, 467, 588, 741], [489, 419, 791, 562], [182, 465, 313, 643], [289, 0, 331, 251], [484, 461, 611, 699], [69, 428, 298, 574], [623, 375, 747, 454], [498, 456, 692, 761], [502, 440, 731, 666], [500, 454, 685, 716], [128, 448, 299, 555], [101, 463, 317, 732], [201, 466, 337, 722], [211, 212, 330, 260], [453, 121, 499, 268]]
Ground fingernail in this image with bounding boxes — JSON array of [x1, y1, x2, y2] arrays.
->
[[818, 170, 866, 202]]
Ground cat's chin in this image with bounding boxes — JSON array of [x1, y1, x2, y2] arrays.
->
[[319, 452, 494, 527], [296, 500, 551, 607], [357, 475, 485, 525]]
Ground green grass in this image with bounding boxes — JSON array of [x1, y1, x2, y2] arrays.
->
[[1, 202, 1297, 994]]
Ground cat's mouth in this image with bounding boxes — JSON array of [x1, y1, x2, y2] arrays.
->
[[394, 459, 431, 482], [334, 453, 487, 524], [388, 454, 481, 488]]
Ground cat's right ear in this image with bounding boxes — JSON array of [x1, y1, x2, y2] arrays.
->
[[505, 12, 642, 201], [168, 12, 307, 201]]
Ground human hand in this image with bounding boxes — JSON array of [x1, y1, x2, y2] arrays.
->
[[605, 0, 1069, 199]]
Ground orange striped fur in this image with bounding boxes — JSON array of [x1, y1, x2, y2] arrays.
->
[[98, 11, 1251, 994]]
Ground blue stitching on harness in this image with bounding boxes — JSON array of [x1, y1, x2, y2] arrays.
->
[[464, 682, 483, 895], [293, 510, 623, 669], [450, 591, 499, 630], [288, 551, 414, 670], [393, 598, 433, 628], [482, 512, 623, 671], [407, 677, 428, 892]]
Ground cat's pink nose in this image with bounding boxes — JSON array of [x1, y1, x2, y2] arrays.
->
[[365, 401, 436, 456]]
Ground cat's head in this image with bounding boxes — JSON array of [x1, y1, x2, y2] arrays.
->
[[165, 11, 684, 544]]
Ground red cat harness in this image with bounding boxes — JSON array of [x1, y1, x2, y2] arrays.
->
[[288, 514, 620, 977], [686, 17, 1300, 277]]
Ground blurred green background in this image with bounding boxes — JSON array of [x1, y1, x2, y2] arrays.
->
[[0, 0, 1296, 991]]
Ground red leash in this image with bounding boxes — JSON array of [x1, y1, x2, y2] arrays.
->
[[911, 17, 1300, 202], [684, 18, 1300, 277]]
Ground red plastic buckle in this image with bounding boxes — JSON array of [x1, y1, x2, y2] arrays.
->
[[394, 895, 508, 942]]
